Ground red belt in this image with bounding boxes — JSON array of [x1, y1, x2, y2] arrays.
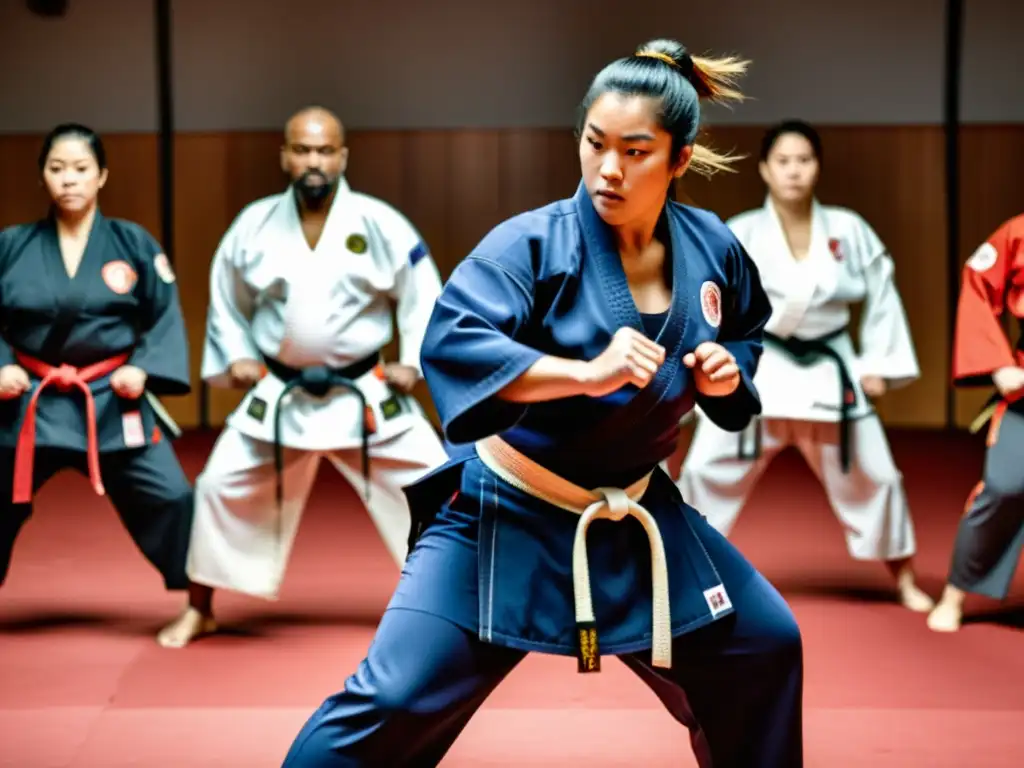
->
[[13, 351, 130, 503]]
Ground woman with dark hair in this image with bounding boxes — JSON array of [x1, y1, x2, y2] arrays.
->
[[281, 40, 803, 768], [0, 123, 207, 644], [679, 119, 932, 613]]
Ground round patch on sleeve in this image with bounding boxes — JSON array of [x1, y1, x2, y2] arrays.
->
[[966, 242, 998, 273], [102, 260, 139, 295], [154, 253, 176, 283], [700, 281, 722, 328]]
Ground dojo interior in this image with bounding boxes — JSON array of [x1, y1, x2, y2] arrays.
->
[[0, 0, 1022, 765]]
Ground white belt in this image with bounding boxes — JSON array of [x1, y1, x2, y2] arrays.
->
[[474, 435, 672, 670]]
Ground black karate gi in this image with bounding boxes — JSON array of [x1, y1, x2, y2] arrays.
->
[[0, 211, 193, 590]]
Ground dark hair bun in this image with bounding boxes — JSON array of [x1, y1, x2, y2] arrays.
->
[[635, 39, 692, 74]]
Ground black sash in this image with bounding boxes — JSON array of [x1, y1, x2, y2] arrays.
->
[[739, 329, 856, 473], [263, 351, 380, 511]]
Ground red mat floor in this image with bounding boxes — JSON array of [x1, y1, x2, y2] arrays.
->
[[1, 429, 1021, 767]]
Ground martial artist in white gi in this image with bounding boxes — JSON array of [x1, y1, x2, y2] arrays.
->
[[678, 120, 934, 612], [159, 106, 448, 647]]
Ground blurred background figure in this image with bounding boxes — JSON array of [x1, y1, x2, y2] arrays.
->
[[678, 120, 933, 613], [929, 212, 1024, 632], [0, 123, 199, 641], [163, 107, 449, 648]]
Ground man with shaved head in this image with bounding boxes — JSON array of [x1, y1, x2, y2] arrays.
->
[[157, 106, 448, 648], [283, 106, 347, 211]]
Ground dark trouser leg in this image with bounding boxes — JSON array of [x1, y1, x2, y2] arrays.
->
[[282, 608, 525, 767], [100, 441, 195, 590], [948, 406, 1024, 600], [0, 448, 70, 587], [621, 571, 804, 768]]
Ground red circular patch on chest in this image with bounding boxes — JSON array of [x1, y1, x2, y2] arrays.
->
[[102, 260, 138, 295]]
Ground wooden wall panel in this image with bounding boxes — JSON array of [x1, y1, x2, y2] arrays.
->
[[822, 126, 948, 428], [1, 126, 1021, 432]]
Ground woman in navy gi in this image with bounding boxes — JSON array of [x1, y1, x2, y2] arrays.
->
[[282, 39, 804, 767]]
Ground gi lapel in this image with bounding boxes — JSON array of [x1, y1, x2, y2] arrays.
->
[[760, 197, 816, 338], [38, 210, 103, 362], [805, 200, 839, 297], [574, 181, 644, 335], [570, 183, 688, 434]]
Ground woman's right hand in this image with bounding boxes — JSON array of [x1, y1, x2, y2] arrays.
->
[[581, 327, 665, 398], [0, 365, 30, 400]]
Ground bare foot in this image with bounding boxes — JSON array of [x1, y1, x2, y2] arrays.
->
[[899, 582, 936, 613], [156, 607, 217, 649], [927, 586, 966, 632], [927, 600, 963, 632], [886, 558, 934, 612]]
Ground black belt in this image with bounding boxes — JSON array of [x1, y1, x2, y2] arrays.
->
[[263, 351, 380, 511], [738, 329, 856, 473]]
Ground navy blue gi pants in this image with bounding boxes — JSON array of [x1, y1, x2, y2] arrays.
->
[[281, 525, 803, 766], [947, 403, 1024, 600]]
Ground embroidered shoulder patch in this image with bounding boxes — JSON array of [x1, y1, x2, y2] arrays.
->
[[409, 241, 429, 266], [153, 253, 175, 283], [966, 242, 998, 273]]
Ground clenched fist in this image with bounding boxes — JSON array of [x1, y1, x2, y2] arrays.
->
[[860, 375, 887, 399], [0, 364, 30, 400], [111, 365, 148, 399], [582, 327, 666, 398], [229, 359, 265, 388], [993, 366, 1024, 399], [683, 342, 740, 397], [383, 363, 420, 394]]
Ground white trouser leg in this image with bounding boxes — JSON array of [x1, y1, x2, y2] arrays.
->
[[186, 427, 321, 599], [678, 416, 791, 534], [793, 415, 916, 561], [327, 417, 449, 567]]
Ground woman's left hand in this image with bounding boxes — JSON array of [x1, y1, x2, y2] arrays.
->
[[111, 365, 148, 399], [683, 342, 740, 397]]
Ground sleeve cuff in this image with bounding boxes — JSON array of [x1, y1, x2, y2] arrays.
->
[[695, 368, 760, 433]]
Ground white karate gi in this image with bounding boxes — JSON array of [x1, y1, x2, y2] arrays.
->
[[186, 178, 449, 599], [678, 197, 920, 561]]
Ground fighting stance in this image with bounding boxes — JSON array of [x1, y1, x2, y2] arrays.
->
[[678, 120, 933, 612], [159, 107, 449, 648], [928, 213, 1024, 632], [283, 40, 803, 767], [0, 124, 198, 636]]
